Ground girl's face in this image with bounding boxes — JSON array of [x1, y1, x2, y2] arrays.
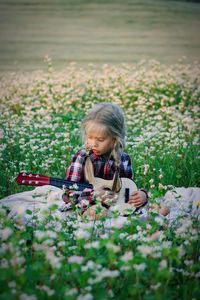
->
[[86, 122, 115, 156]]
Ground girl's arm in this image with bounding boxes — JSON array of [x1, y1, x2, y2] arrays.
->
[[65, 150, 86, 182]]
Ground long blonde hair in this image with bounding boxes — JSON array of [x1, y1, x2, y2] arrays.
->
[[82, 102, 126, 190]]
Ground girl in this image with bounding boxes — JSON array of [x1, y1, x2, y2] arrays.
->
[[63, 102, 148, 213]]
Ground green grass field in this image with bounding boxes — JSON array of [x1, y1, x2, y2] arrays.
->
[[0, 0, 200, 71], [0, 61, 200, 300]]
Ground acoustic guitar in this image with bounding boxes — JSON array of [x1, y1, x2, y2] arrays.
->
[[16, 172, 138, 214]]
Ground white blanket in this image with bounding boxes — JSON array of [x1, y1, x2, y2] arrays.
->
[[0, 186, 200, 225], [160, 187, 200, 223], [0, 185, 68, 224]]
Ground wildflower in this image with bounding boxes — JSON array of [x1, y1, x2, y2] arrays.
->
[[68, 255, 84, 264], [8, 281, 16, 288], [120, 265, 131, 271], [46, 249, 62, 269], [84, 241, 100, 249], [75, 228, 91, 240], [88, 269, 120, 284], [0, 129, 4, 139], [65, 288, 78, 296], [159, 260, 167, 269], [0, 227, 13, 241], [36, 285, 55, 297], [120, 251, 133, 262], [133, 263, 146, 271], [20, 293, 37, 300], [150, 282, 161, 290], [137, 245, 154, 256], [143, 164, 149, 175], [77, 293, 93, 300], [106, 242, 121, 253]]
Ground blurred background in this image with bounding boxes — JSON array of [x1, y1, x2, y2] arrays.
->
[[0, 0, 199, 71]]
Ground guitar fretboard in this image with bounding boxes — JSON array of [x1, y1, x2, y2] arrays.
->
[[49, 177, 93, 191]]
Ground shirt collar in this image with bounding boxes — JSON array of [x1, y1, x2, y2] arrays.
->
[[89, 149, 114, 163]]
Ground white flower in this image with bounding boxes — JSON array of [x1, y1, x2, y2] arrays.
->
[[159, 260, 167, 269], [0, 129, 4, 139], [20, 293, 37, 300], [84, 241, 100, 249], [106, 242, 121, 253], [8, 281, 16, 288], [120, 265, 131, 271], [155, 216, 165, 226], [76, 293, 93, 300], [68, 255, 84, 264], [88, 269, 119, 284], [137, 245, 154, 256], [65, 288, 78, 296], [0, 227, 13, 241], [75, 228, 91, 240], [120, 251, 133, 262], [46, 250, 62, 269], [36, 285, 55, 296], [143, 164, 149, 175], [133, 263, 146, 271], [150, 282, 161, 290]]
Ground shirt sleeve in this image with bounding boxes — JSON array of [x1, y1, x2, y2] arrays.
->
[[120, 153, 133, 179], [65, 150, 86, 182]]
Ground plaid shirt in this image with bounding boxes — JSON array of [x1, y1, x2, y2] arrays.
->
[[66, 149, 133, 182], [62, 149, 133, 208]]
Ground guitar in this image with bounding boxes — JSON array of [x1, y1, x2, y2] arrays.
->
[[16, 172, 138, 214]]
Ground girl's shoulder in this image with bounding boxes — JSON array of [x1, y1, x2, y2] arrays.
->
[[71, 148, 87, 161], [119, 151, 131, 162]]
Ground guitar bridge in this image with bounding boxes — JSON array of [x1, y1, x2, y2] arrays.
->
[[125, 188, 129, 203]]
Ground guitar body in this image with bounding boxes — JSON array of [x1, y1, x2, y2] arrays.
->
[[92, 177, 137, 204]]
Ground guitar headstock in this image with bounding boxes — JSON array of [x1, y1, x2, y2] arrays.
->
[[16, 172, 50, 186]]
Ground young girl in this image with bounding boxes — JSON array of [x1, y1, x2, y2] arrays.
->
[[63, 102, 148, 214]]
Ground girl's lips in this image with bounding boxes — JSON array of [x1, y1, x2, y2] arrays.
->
[[92, 149, 100, 155]]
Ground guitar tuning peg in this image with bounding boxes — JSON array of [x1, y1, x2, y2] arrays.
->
[[22, 180, 25, 183], [22, 173, 26, 176], [36, 175, 39, 178], [29, 180, 32, 184], [29, 174, 32, 177]]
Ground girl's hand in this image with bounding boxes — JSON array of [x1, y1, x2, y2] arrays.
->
[[128, 190, 147, 208]]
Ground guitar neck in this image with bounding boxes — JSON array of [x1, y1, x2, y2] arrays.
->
[[16, 172, 93, 191], [49, 177, 93, 191]]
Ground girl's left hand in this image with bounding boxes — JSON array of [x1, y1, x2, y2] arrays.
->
[[128, 190, 147, 208]]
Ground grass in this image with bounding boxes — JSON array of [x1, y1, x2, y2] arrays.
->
[[0, 0, 200, 71]]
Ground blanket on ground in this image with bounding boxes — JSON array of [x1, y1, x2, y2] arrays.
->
[[0, 186, 199, 225]]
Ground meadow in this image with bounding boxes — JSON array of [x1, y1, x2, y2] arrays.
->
[[0, 59, 199, 299]]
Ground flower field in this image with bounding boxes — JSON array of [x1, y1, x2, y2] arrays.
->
[[0, 59, 199, 299]]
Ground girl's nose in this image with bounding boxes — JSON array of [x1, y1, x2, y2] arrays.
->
[[93, 140, 98, 147], [94, 141, 98, 147]]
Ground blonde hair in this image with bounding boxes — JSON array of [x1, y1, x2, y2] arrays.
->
[[82, 102, 126, 175]]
